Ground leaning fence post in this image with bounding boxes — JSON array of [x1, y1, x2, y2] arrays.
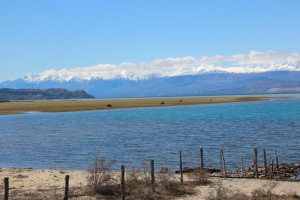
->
[[223, 150, 227, 177], [263, 149, 268, 177], [121, 165, 125, 200], [150, 160, 155, 192], [64, 175, 69, 200], [200, 147, 204, 169], [4, 177, 9, 200], [254, 148, 258, 179], [179, 150, 183, 183], [220, 148, 227, 177]]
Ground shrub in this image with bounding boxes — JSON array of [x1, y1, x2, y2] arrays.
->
[[188, 168, 211, 185], [125, 162, 154, 200], [156, 167, 182, 196], [206, 182, 249, 200], [86, 151, 117, 196]]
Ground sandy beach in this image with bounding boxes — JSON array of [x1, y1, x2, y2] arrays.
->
[[0, 168, 299, 199], [0, 96, 268, 115]]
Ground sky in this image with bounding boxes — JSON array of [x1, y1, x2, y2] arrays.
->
[[0, 0, 300, 82]]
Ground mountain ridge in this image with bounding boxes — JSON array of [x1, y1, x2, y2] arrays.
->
[[11, 62, 300, 83], [1, 71, 300, 98], [0, 88, 95, 101]]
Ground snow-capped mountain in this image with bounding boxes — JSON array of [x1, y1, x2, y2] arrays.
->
[[1, 51, 300, 98], [20, 62, 300, 83], [1, 70, 300, 98]]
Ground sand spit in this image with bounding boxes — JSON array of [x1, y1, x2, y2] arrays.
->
[[0, 96, 268, 115]]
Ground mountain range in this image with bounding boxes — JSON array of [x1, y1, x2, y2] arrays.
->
[[1, 70, 300, 98]]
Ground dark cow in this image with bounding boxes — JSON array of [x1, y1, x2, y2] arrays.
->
[[107, 104, 112, 108]]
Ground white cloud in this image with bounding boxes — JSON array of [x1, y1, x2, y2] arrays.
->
[[23, 51, 300, 82], [201, 50, 300, 66]]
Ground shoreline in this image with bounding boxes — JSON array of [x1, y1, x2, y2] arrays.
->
[[0, 96, 268, 115], [0, 167, 299, 199]]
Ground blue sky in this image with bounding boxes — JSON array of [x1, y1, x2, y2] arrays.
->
[[0, 0, 299, 82]]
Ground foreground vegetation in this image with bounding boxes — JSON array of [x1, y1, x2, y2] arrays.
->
[[1, 152, 299, 200], [0, 96, 268, 115], [83, 153, 300, 200]]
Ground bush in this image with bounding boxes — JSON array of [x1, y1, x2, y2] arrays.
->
[[188, 168, 211, 185], [87, 151, 117, 196], [156, 167, 183, 196], [125, 162, 155, 200], [206, 182, 249, 200]]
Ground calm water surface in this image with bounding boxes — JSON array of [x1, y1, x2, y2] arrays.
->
[[0, 94, 299, 170]]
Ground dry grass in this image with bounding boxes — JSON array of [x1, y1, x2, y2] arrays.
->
[[206, 180, 300, 200], [5, 187, 63, 200], [85, 155, 195, 200], [125, 164, 194, 200], [1, 168, 299, 200], [0, 96, 267, 115], [187, 168, 211, 185]]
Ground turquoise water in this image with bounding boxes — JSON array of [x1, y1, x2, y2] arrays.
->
[[0, 95, 299, 171]]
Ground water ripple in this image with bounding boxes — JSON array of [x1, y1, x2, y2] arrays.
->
[[0, 97, 299, 170]]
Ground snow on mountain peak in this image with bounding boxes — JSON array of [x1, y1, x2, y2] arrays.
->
[[22, 51, 300, 83]]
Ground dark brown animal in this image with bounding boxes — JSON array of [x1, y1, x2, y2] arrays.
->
[[160, 102, 164, 105], [107, 104, 112, 108]]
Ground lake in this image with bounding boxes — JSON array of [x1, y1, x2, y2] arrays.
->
[[0, 94, 299, 171]]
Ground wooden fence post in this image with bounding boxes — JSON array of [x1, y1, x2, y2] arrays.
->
[[121, 165, 125, 200], [64, 175, 69, 200], [200, 147, 204, 169], [150, 160, 155, 192], [254, 148, 258, 179], [271, 159, 274, 175], [220, 148, 223, 174], [220, 147, 227, 177], [4, 177, 9, 200], [240, 154, 244, 176], [179, 150, 183, 183], [263, 149, 268, 177], [275, 148, 279, 169], [223, 150, 226, 177]]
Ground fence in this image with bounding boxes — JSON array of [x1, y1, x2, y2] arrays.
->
[[1, 146, 296, 200]]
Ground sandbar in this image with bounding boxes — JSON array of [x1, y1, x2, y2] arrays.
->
[[0, 96, 268, 115]]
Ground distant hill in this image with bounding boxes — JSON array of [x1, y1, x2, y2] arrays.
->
[[0, 88, 95, 101], [0, 71, 300, 97], [206, 79, 300, 95]]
